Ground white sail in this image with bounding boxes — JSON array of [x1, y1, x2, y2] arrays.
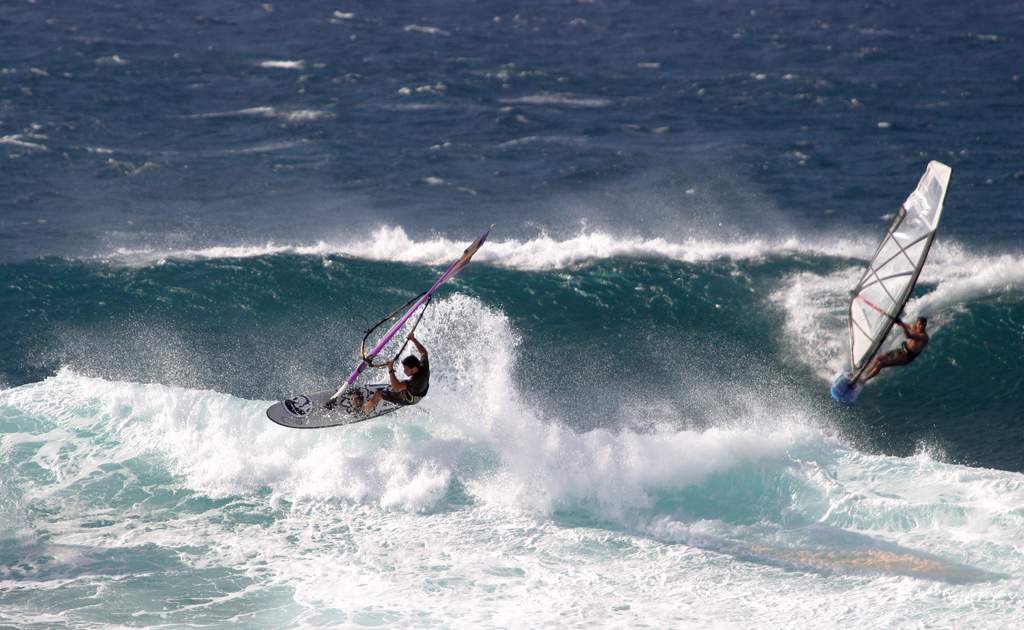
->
[[848, 161, 951, 379]]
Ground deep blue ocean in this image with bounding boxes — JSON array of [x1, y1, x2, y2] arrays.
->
[[2, 1, 1023, 627]]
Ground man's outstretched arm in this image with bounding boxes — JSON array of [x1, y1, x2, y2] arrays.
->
[[408, 333, 428, 357]]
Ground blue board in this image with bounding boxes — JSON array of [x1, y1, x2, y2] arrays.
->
[[830, 374, 864, 405]]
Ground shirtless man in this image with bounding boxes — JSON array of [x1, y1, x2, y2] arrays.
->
[[862, 317, 929, 382]]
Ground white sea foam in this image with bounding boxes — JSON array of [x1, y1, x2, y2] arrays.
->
[[0, 134, 47, 151], [376, 102, 453, 112], [99, 225, 871, 269], [95, 54, 129, 66], [403, 24, 449, 36], [772, 266, 859, 378], [500, 93, 612, 108], [3, 295, 1023, 626], [258, 59, 305, 70], [499, 135, 587, 148], [907, 248, 1024, 316], [184, 106, 333, 122], [397, 82, 446, 96], [104, 158, 158, 176], [277, 109, 333, 122], [217, 140, 310, 155]]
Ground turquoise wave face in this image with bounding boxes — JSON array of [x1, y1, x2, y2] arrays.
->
[[2, 248, 1023, 470]]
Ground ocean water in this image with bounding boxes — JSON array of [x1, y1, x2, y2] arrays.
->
[[2, 1, 1024, 628]]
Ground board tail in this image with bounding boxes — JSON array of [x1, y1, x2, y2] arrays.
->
[[830, 373, 864, 405]]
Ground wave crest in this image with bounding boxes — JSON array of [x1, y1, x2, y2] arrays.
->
[[101, 225, 875, 269]]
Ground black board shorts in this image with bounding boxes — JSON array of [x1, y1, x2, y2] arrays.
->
[[900, 341, 921, 362], [382, 390, 419, 406]]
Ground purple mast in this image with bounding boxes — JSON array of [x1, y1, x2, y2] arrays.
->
[[329, 227, 491, 401]]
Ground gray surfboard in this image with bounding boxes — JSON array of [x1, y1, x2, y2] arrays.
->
[[266, 384, 404, 429]]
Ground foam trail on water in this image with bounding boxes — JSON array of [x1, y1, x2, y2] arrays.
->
[[908, 250, 1024, 315], [773, 242, 1024, 378], [182, 106, 334, 122]]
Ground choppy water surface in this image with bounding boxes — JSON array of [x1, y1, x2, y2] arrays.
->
[[2, 1, 1023, 627]]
